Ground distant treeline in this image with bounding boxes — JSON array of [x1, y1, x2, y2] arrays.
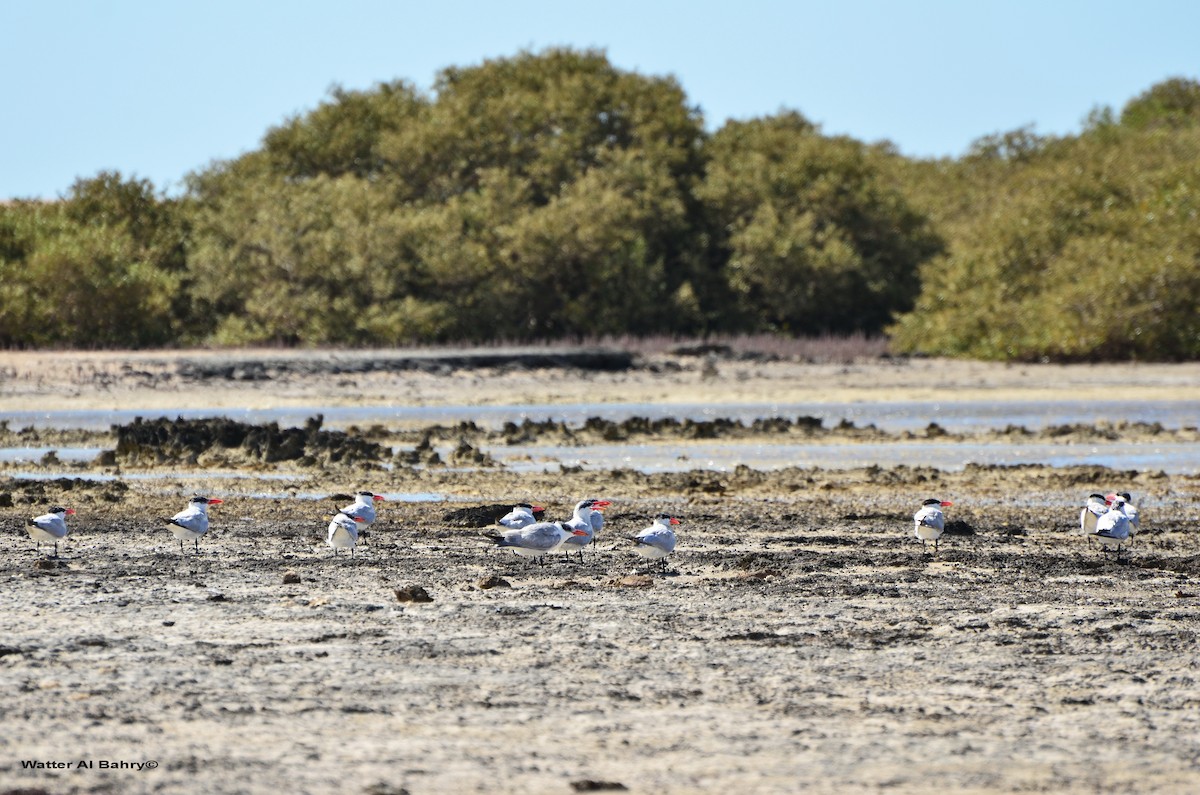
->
[[2, 49, 1198, 360]]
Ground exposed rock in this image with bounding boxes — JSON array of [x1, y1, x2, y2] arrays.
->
[[113, 415, 386, 467], [394, 585, 433, 603]]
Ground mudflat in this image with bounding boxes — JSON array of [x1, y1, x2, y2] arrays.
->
[[2, 350, 1199, 794]]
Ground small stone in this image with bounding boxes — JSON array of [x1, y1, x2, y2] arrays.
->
[[606, 574, 654, 588], [283, 572, 302, 584], [476, 575, 511, 590], [570, 781, 628, 792], [394, 585, 433, 603], [364, 783, 411, 795], [34, 559, 57, 571]]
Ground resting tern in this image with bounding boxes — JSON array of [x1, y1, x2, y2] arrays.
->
[[630, 514, 680, 570], [26, 506, 75, 557], [913, 498, 953, 554], [498, 503, 544, 530], [327, 513, 367, 557], [166, 496, 223, 554], [485, 522, 588, 565]]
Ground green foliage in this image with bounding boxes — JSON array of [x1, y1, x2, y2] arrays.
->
[[1119, 77, 1200, 131], [889, 124, 1200, 361], [4, 61, 1197, 361], [185, 48, 709, 345], [262, 81, 427, 180], [0, 174, 185, 347], [698, 113, 943, 334]]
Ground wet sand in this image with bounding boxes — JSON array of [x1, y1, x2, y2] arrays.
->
[[2, 350, 1199, 794]]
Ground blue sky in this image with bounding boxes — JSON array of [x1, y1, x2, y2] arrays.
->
[[3, 0, 1197, 200]]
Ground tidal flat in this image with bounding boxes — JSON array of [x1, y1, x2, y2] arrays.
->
[[1, 349, 1198, 794]]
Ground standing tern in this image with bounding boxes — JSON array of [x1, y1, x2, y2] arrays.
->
[[485, 522, 588, 565], [589, 505, 604, 545], [165, 496, 223, 554], [1080, 493, 1108, 535], [338, 491, 384, 525], [913, 498, 953, 554], [26, 506, 75, 557], [1080, 492, 1109, 548], [327, 513, 367, 557], [336, 490, 384, 546], [1116, 491, 1141, 544], [1094, 493, 1132, 559], [629, 514, 680, 570], [560, 499, 611, 562]]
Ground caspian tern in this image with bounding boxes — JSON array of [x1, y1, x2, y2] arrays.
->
[[560, 499, 612, 562], [165, 496, 223, 554], [26, 506, 75, 557], [1094, 493, 1132, 558], [338, 491, 385, 526], [630, 514, 680, 570], [485, 522, 588, 565], [1079, 493, 1108, 535], [913, 498, 953, 554], [498, 503, 544, 530], [589, 505, 604, 545], [1116, 491, 1141, 543], [327, 513, 367, 557]]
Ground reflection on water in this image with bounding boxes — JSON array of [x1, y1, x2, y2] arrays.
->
[[0, 447, 102, 463], [3, 398, 1198, 433], [4, 438, 1197, 479]]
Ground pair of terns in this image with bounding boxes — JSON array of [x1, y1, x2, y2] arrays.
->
[[170, 491, 385, 556], [1080, 492, 1140, 557], [27, 495, 227, 557], [326, 491, 386, 557], [489, 499, 681, 567]]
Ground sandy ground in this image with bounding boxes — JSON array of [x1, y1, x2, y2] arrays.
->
[[2, 348, 1200, 412], [2, 350, 1200, 794]]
